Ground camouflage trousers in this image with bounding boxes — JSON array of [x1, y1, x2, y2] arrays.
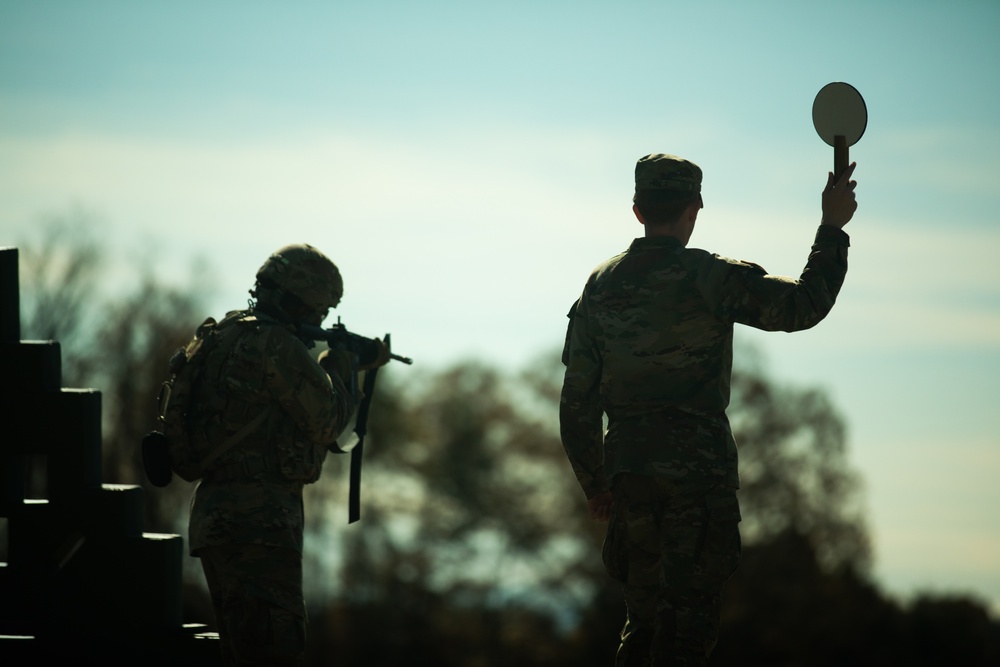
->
[[604, 473, 742, 667], [199, 544, 307, 667]]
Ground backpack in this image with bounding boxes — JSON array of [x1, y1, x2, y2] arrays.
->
[[141, 313, 267, 486]]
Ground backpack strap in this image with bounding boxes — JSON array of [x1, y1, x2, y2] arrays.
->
[[197, 406, 271, 476]]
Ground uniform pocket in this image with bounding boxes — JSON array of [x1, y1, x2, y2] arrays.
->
[[705, 487, 741, 523], [602, 505, 630, 583], [698, 488, 742, 587]]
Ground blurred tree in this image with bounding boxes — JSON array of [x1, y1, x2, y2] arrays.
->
[[728, 343, 871, 573], [901, 594, 1000, 666], [17, 216, 998, 664], [16, 211, 211, 534], [714, 529, 899, 666], [93, 273, 208, 532], [305, 355, 610, 665], [18, 208, 106, 385], [302, 344, 874, 664]]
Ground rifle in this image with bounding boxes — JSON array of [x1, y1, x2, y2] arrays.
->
[[297, 320, 412, 523], [298, 320, 413, 368]]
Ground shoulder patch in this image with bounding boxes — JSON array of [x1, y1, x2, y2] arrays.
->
[[719, 257, 767, 274]]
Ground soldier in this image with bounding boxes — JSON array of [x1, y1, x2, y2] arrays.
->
[[560, 154, 858, 666], [187, 243, 387, 666]]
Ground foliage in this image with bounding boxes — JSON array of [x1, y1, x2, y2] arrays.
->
[[17, 211, 210, 534], [728, 344, 871, 573], [14, 216, 1000, 665], [306, 356, 605, 615], [17, 208, 106, 384], [297, 343, 879, 664]]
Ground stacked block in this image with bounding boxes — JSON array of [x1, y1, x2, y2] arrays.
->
[[0, 247, 218, 665]]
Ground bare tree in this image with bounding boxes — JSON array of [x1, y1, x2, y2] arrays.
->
[[18, 208, 107, 386], [16, 211, 212, 533]]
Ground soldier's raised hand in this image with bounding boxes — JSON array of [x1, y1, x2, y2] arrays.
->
[[821, 162, 858, 229]]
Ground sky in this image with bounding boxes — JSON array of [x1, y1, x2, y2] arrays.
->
[[1, 0, 998, 615]]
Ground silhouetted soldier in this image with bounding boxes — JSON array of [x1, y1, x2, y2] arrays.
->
[[561, 154, 858, 666], [187, 244, 387, 665]]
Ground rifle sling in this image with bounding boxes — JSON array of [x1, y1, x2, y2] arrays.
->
[[348, 334, 387, 523]]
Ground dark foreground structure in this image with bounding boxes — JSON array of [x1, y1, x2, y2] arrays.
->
[[0, 246, 217, 665]]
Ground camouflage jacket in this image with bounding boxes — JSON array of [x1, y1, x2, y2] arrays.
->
[[189, 310, 356, 554], [560, 225, 850, 498]]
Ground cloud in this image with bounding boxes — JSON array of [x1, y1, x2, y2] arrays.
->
[[869, 124, 1000, 196], [2, 116, 997, 365]]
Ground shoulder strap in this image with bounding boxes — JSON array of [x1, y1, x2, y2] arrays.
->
[[197, 406, 271, 475]]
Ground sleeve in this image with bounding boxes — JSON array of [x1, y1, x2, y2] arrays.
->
[[698, 225, 850, 332], [263, 329, 357, 445], [559, 292, 610, 498]]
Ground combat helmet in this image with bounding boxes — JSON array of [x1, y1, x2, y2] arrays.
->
[[254, 243, 343, 314]]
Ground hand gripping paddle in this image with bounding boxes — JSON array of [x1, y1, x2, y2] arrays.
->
[[812, 82, 867, 179]]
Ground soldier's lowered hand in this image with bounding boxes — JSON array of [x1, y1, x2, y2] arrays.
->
[[588, 490, 614, 523]]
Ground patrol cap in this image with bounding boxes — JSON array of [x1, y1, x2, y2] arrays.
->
[[634, 153, 702, 194]]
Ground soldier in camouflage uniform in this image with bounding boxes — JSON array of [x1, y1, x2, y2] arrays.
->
[[188, 244, 387, 666], [560, 154, 858, 666]]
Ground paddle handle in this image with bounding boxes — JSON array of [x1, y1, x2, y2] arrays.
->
[[834, 134, 849, 179]]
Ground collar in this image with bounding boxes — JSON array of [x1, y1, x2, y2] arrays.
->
[[628, 235, 686, 250]]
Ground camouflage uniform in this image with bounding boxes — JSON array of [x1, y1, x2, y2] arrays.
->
[[561, 154, 850, 666], [188, 246, 355, 666]]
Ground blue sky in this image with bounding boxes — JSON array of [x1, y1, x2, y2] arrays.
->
[[2, 1, 998, 614]]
